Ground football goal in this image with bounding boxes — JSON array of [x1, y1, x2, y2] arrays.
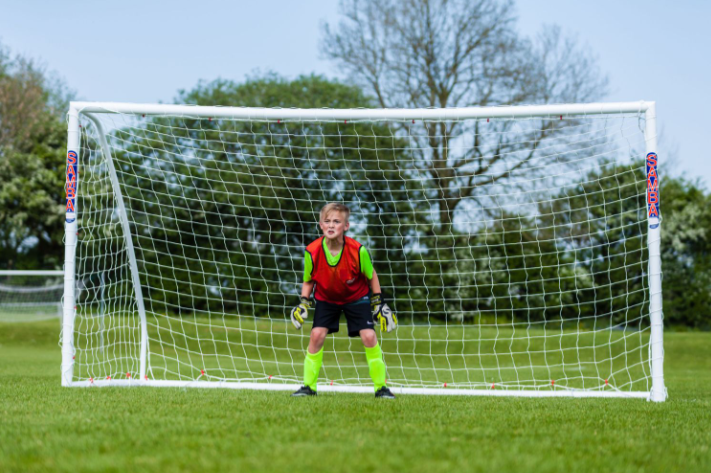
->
[[0, 270, 64, 322], [61, 101, 666, 401]]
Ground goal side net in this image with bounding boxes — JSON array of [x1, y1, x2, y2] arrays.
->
[[0, 270, 64, 322], [61, 101, 666, 401]]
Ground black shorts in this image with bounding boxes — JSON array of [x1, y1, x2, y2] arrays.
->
[[312, 295, 375, 337]]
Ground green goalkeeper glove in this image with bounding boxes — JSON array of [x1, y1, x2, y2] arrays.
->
[[290, 297, 311, 329], [371, 293, 397, 333]]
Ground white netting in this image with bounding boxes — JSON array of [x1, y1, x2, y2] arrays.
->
[[67, 106, 656, 395], [0, 271, 63, 322]]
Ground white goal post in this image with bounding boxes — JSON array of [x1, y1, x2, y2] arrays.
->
[[62, 100, 666, 401]]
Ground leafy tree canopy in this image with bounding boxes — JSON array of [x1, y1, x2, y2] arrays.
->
[[0, 41, 73, 270]]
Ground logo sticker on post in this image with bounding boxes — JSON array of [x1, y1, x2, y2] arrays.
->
[[646, 152, 660, 229], [66, 150, 78, 223]]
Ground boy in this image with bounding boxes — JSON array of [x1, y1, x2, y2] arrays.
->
[[289, 203, 397, 398]]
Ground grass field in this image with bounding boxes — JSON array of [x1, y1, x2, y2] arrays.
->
[[1, 320, 710, 473], [68, 314, 656, 392]]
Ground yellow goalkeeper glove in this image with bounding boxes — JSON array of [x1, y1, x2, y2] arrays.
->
[[290, 297, 311, 329], [371, 293, 397, 333]]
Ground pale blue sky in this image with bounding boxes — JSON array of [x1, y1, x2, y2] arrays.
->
[[1, 0, 708, 184]]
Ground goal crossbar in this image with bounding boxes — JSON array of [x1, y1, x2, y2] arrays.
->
[[71, 100, 652, 121]]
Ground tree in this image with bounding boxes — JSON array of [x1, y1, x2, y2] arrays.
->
[[540, 158, 711, 329], [89, 74, 417, 315], [321, 0, 608, 235], [658, 177, 711, 329], [0, 42, 73, 270], [538, 159, 648, 327]]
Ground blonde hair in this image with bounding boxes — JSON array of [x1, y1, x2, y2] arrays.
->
[[319, 203, 350, 222]]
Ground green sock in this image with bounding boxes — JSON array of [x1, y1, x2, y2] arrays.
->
[[365, 343, 386, 391], [303, 347, 323, 391]]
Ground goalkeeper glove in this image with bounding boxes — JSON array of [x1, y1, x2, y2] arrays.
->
[[290, 297, 311, 329], [371, 293, 397, 333]]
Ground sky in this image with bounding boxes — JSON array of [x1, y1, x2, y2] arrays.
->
[[1, 0, 709, 184]]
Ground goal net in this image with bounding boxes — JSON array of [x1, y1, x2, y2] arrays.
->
[[0, 270, 64, 322], [62, 102, 666, 401]]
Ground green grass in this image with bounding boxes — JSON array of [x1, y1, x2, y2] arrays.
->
[[70, 314, 654, 392], [1, 321, 710, 473]]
